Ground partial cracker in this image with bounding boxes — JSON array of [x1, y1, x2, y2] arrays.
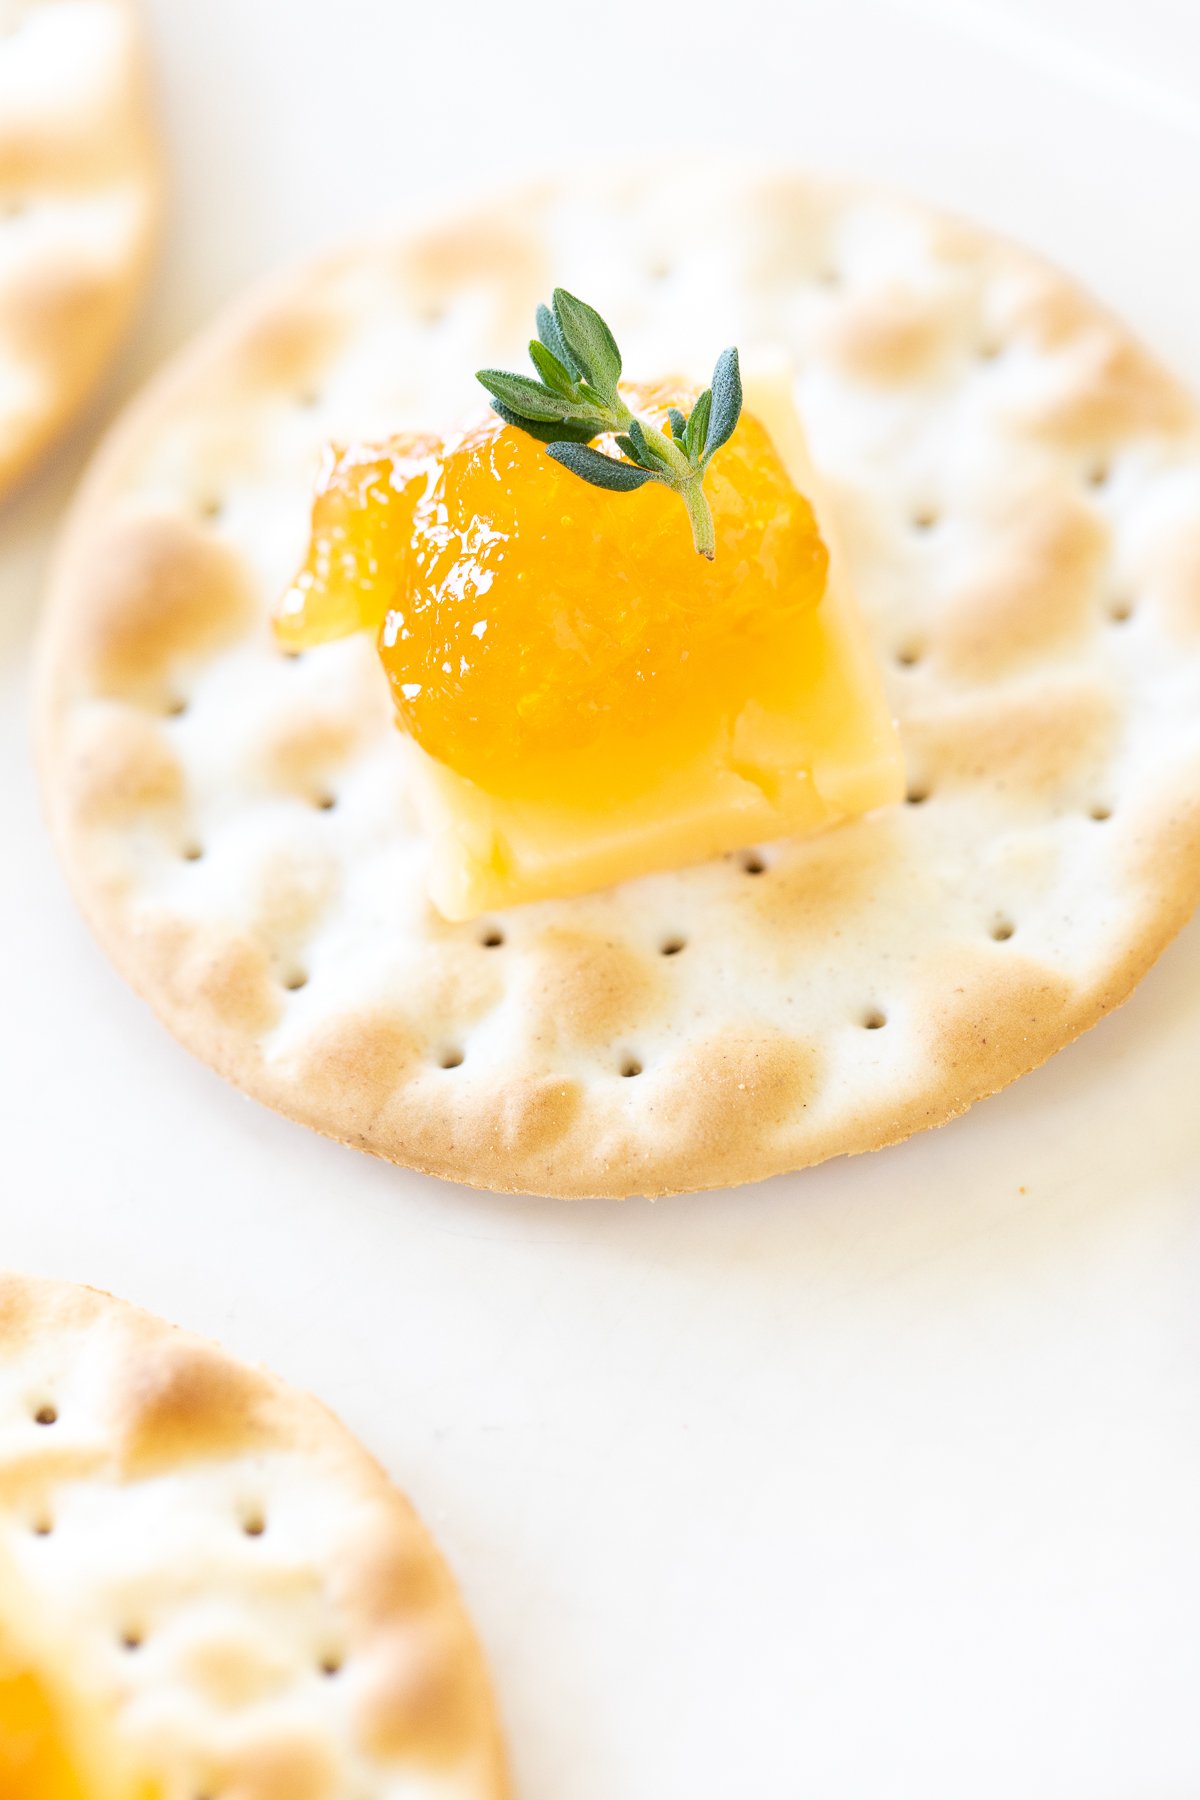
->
[[0, 0, 160, 497], [0, 1270, 509, 1798]]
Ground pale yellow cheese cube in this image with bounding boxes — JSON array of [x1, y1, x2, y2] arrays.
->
[[411, 372, 904, 920]]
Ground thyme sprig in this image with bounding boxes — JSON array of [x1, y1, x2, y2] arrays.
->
[[476, 288, 742, 559]]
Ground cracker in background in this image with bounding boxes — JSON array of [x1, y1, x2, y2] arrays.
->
[[0, 1270, 510, 1798], [36, 167, 1200, 1196], [0, 0, 160, 497]]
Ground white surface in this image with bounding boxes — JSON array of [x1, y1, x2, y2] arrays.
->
[[3, 2, 1200, 1795]]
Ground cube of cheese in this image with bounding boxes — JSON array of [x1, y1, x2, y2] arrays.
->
[[410, 372, 904, 919]]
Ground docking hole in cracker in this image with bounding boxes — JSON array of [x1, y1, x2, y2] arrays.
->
[[0, 0, 161, 498], [37, 167, 1200, 1197], [0, 1271, 508, 1799]]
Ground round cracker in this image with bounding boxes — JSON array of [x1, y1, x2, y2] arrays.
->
[[0, 0, 160, 498], [0, 1270, 509, 1796], [35, 167, 1200, 1198]]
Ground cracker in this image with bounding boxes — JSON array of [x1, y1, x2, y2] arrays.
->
[[36, 167, 1200, 1197], [0, 1270, 509, 1797], [0, 0, 160, 497]]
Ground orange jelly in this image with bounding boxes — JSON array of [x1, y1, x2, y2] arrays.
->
[[0, 1666, 83, 1800], [275, 374, 904, 917], [276, 391, 829, 808], [0, 1663, 152, 1800]]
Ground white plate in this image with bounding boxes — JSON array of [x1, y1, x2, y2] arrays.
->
[[3, 2, 1200, 1794]]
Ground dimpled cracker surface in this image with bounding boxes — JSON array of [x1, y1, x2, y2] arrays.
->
[[0, 1272, 509, 1799], [36, 168, 1200, 1198], [0, 0, 159, 496]]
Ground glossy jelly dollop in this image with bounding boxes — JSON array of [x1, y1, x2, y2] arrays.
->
[[275, 387, 829, 807]]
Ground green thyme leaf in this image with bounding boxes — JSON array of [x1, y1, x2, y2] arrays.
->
[[488, 399, 598, 445], [703, 347, 742, 462], [626, 417, 675, 475], [576, 381, 613, 414], [536, 301, 578, 377], [551, 288, 622, 399], [668, 407, 688, 443], [685, 388, 712, 461], [528, 339, 575, 396], [545, 443, 658, 491], [476, 369, 582, 423]]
